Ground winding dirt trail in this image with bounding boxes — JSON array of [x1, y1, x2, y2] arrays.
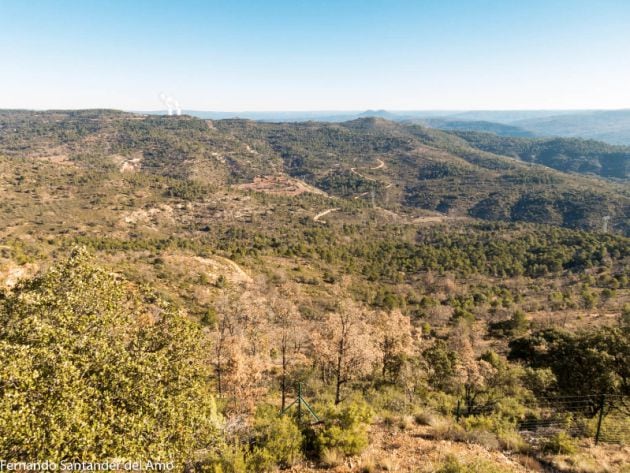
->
[[350, 158, 387, 183], [350, 167, 376, 181], [313, 208, 340, 222], [370, 158, 385, 170]]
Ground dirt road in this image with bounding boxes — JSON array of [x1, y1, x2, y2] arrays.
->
[[313, 208, 340, 222]]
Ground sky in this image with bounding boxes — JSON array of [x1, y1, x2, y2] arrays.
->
[[1, 0, 630, 111]]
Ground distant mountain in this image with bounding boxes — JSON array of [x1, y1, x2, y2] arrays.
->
[[410, 118, 537, 138], [357, 109, 406, 120], [143, 110, 360, 122], [415, 110, 630, 145], [140, 109, 630, 146], [437, 110, 580, 123], [511, 109, 630, 145]]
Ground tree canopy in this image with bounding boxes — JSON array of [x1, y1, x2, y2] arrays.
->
[[0, 248, 221, 463]]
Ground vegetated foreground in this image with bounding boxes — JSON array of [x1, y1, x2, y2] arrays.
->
[[0, 110, 628, 472]]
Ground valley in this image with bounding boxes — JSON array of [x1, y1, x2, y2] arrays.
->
[[0, 110, 628, 472]]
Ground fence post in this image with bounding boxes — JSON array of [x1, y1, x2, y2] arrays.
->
[[297, 382, 302, 425], [456, 399, 461, 422], [595, 394, 605, 445]]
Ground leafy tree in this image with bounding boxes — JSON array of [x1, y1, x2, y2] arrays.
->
[[423, 339, 458, 392], [509, 327, 629, 415], [0, 248, 221, 463]]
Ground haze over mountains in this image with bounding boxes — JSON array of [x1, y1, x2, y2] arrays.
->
[[155, 109, 630, 146]]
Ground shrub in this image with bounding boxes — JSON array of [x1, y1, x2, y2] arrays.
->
[[414, 410, 437, 426], [253, 407, 303, 467], [246, 447, 275, 473], [366, 385, 413, 414], [493, 397, 528, 424], [358, 456, 377, 473], [462, 414, 515, 435], [465, 429, 500, 450], [398, 415, 413, 431], [460, 413, 527, 452], [320, 448, 344, 467], [497, 430, 528, 453], [429, 418, 466, 442], [436, 456, 467, 473], [513, 454, 545, 472], [381, 413, 397, 428], [316, 400, 373, 457], [426, 391, 458, 416], [542, 431, 577, 455], [204, 444, 247, 473], [377, 457, 398, 471]]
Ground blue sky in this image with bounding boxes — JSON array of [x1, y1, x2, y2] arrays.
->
[[1, 0, 629, 111]]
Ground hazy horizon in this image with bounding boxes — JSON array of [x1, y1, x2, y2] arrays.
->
[[3, 107, 629, 113]]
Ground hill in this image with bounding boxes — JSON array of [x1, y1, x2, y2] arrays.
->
[[0, 110, 628, 235], [512, 109, 630, 145], [453, 131, 630, 179], [159, 109, 630, 146], [409, 118, 538, 138]]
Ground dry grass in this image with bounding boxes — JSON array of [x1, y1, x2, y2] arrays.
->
[[512, 454, 546, 472], [546, 442, 630, 473], [320, 448, 344, 468], [414, 410, 438, 426]]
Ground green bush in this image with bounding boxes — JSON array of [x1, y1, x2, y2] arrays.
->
[[426, 391, 458, 416], [542, 431, 577, 455], [437, 455, 464, 473], [246, 447, 275, 473], [496, 430, 528, 452], [316, 400, 373, 457], [204, 444, 247, 473], [253, 408, 303, 467], [365, 385, 415, 415]]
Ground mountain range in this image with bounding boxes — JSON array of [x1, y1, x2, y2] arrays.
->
[[145, 109, 630, 146], [1, 110, 628, 236]]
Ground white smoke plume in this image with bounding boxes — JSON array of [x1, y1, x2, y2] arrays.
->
[[158, 92, 182, 116]]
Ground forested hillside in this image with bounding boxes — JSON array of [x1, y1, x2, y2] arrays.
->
[[453, 131, 630, 180], [0, 110, 628, 472], [1, 110, 627, 233]]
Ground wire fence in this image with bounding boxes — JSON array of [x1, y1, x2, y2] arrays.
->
[[456, 393, 629, 445]]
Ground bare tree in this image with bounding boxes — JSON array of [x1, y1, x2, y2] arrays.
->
[[269, 284, 304, 411], [313, 299, 377, 404], [212, 291, 269, 413], [450, 321, 490, 415], [376, 309, 414, 382]]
